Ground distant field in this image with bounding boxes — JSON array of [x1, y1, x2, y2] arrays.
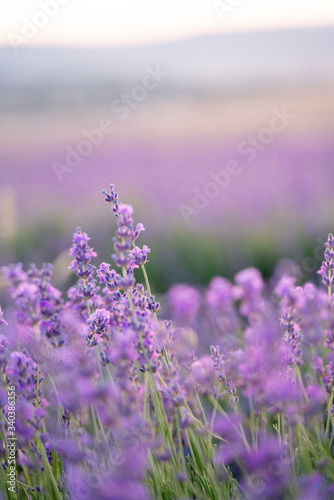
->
[[1, 87, 334, 290]]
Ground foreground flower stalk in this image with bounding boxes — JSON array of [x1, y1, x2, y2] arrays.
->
[[1, 185, 334, 499]]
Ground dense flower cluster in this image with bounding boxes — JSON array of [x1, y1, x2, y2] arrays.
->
[[1, 185, 334, 500]]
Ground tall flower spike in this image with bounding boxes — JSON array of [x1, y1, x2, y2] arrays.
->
[[0, 306, 8, 369], [85, 308, 110, 347], [210, 345, 239, 404], [102, 183, 119, 212], [68, 227, 100, 318], [102, 185, 145, 272], [130, 245, 151, 267], [69, 227, 97, 279], [318, 233, 334, 304], [0, 306, 7, 328]]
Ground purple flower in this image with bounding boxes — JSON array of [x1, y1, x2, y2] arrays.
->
[[97, 263, 135, 291], [146, 295, 160, 313], [112, 206, 139, 268], [325, 329, 334, 350], [234, 267, 263, 295], [214, 413, 246, 465], [158, 361, 186, 412], [97, 262, 119, 289], [1, 263, 65, 348], [1, 262, 27, 288], [0, 334, 9, 369], [0, 306, 7, 328], [233, 267, 264, 318], [69, 227, 97, 279], [296, 283, 329, 346], [109, 329, 137, 367], [189, 355, 216, 396], [67, 227, 100, 320], [12, 282, 40, 325], [13, 399, 38, 442], [280, 311, 302, 366], [210, 345, 238, 404], [40, 314, 64, 347], [296, 473, 334, 500], [241, 437, 289, 499], [5, 351, 39, 400], [318, 360, 334, 395], [206, 276, 233, 311], [102, 183, 119, 210], [130, 245, 151, 267], [318, 233, 334, 290], [85, 308, 110, 347], [205, 276, 238, 335], [168, 284, 200, 326], [274, 274, 297, 301], [102, 185, 145, 272], [69, 447, 150, 500]]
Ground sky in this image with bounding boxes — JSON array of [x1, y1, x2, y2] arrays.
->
[[1, 0, 334, 48]]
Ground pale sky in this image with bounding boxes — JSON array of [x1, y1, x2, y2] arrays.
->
[[1, 0, 334, 48]]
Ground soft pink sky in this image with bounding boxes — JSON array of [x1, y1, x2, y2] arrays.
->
[[1, 0, 334, 48]]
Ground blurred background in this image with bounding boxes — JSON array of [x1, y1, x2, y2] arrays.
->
[[1, 0, 334, 294]]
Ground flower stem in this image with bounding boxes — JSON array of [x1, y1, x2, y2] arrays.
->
[[325, 389, 334, 438]]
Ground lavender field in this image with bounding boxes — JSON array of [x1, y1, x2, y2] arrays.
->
[[1, 184, 334, 499], [1, 90, 334, 291], [1, 27, 334, 291]]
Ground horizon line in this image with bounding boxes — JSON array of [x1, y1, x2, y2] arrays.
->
[[1, 22, 333, 51]]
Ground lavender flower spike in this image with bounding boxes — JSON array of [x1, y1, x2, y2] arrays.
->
[[102, 185, 145, 270], [318, 233, 334, 303], [85, 308, 110, 347], [0, 306, 7, 328], [102, 183, 119, 212]]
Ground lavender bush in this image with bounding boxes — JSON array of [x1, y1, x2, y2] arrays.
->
[[1, 184, 334, 499]]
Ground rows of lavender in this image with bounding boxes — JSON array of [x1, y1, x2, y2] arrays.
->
[[1, 184, 334, 499]]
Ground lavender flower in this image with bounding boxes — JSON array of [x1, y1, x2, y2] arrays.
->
[[102, 185, 145, 272], [318, 233, 334, 302], [241, 436, 289, 499], [5, 351, 40, 400], [206, 276, 233, 311], [68, 227, 100, 320], [210, 345, 239, 404], [297, 283, 329, 346], [102, 183, 119, 208], [85, 308, 110, 347], [233, 267, 264, 320], [146, 295, 160, 313], [280, 311, 302, 366], [159, 362, 186, 412], [0, 333, 9, 369], [130, 245, 151, 267], [97, 262, 134, 291], [168, 284, 200, 326], [1, 262, 27, 288], [325, 329, 334, 350], [0, 306, 7, 328], [69, 227, 97, 283]]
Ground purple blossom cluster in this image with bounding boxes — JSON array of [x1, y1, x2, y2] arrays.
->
[[1, 184, 334, 500]]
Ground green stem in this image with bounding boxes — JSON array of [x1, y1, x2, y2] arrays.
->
[[175, 412, 187, 471], [208, 395, 251, 451], [325, 389, 334, 438], [95, 344, 104, 383], [249, 397, 256, 447], [328, 269, 332, 306], [105, 364, 114, 385], [294, 365, 309, 403]]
